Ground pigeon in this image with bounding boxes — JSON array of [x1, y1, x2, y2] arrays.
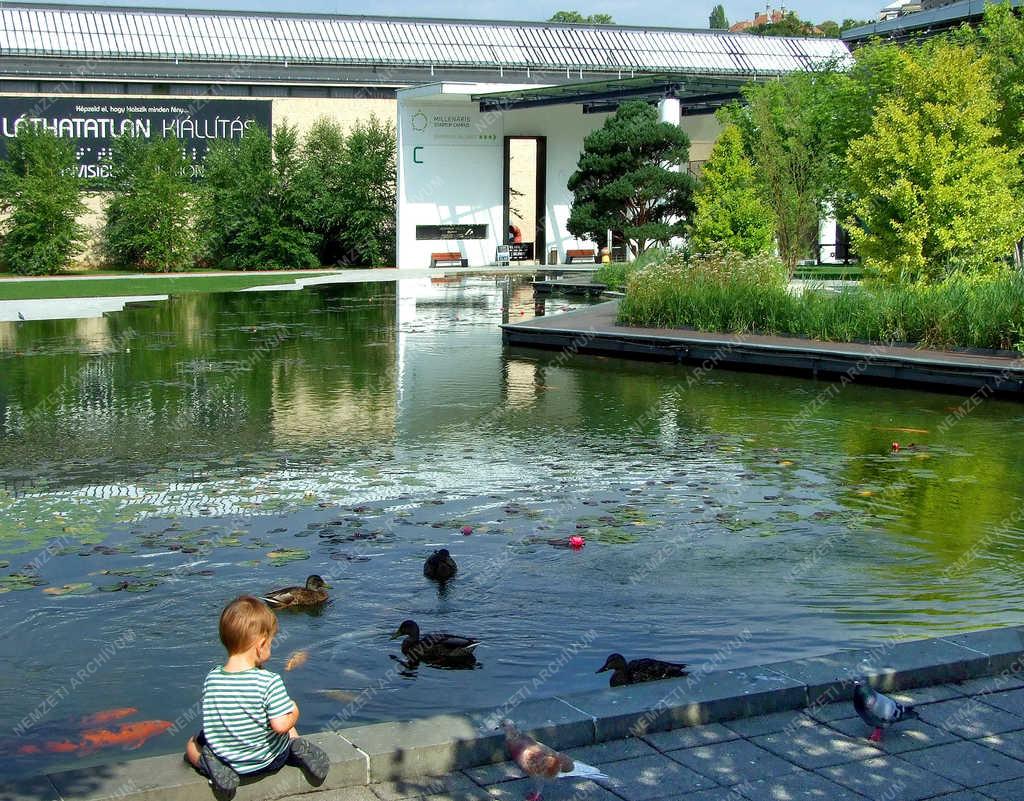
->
[[500, 719, 608, 801], [17, 312, 26, 321], [597, 653, 689, 687], [853, 681, 919, 741]]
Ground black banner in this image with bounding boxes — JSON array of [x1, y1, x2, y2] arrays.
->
[[509, 243, 535, 261], [416, 224, 488, 240], [0, 97, 272, 181]]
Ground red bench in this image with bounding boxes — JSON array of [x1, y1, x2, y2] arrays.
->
[[565, 248, 598, 264], [430, 251, 468, 268]]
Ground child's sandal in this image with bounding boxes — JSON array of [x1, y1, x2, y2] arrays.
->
[[200, 744, 240, 797], [289, 738, 330, 782]]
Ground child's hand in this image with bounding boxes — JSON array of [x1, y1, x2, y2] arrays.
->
[[269, 702, 299, 735]]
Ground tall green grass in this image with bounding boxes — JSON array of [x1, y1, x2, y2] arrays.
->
[[593, 248, 674, 290], [618, 252, 1024, 352]]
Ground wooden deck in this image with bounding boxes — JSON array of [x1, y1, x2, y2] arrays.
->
[[502, 300, 1024, 397]]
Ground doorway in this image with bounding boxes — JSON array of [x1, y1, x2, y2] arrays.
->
[[503, 136, 547, 264]]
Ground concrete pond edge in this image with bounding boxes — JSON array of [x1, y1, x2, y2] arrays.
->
[[4, 626, 1023, 801]]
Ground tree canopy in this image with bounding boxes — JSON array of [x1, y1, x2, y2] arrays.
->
[[567, 101, 695, 256], [548, 10, 614, 24], [709, 5, 728, 29]]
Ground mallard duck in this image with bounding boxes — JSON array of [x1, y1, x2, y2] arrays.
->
[[260, 575, 330, 609], [423, 549, 458, 581], [390, 619, 479, 666], [596, 653, 689, 687]]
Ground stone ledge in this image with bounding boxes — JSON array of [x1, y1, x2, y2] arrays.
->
[[4, 627, 1021, 801]]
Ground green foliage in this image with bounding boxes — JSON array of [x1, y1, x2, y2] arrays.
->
[[593, 247, 671, 289], [841, 18, 872, 32], [200, 123, 319, 270], [845, 43, 1024, 283], [0, 125, 86, 275], [567, 101, 695, 256], [725, 71, 839, 273], [818, 20, 841, 38], [548, 10, 614, 23], [709, 4, 728, 29], [103, 134, 198, 272], [690, 124, 775, 257], [749, 11, 819, 37], [304, 116, 396, 266], [619, 252, 1024, 351], [973, 2, 1024, 155]]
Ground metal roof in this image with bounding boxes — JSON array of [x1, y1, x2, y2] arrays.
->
[[842, 0, 1023, 43], [474, 73, 752, 112], [0, 3, 849, 74]]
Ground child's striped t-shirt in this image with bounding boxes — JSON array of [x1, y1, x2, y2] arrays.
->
[[201, 666, 294, 773]]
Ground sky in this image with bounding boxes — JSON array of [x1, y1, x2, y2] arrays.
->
[[55, 0, 883, 29]]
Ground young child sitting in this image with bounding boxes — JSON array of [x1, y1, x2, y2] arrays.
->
[[185, 595, 329, 797]]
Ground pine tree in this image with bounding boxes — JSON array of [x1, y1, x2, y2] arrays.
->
[[709, 5, 728, 30], [691, 124, 775, 257], [567, 101, 695, 256]]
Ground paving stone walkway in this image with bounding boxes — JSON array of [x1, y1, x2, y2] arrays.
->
[[275, 674, 1024, 801]]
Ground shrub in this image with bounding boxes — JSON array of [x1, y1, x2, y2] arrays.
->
[[103, 134, 198, 272], [619, 252, 1024, 351], [0, 125, 86, 275], [200, 123, 318, 270]]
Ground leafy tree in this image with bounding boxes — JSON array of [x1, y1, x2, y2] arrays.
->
[[0, 125, 86, 275], [749, 11, 819, 37], [709, 4, 728, 29], [840, 18, 872, 32], [103, 134, 198, 272], [200, 123, 318, 270], [567, 100, 695, 256], [845, 43, 1024, 282], [549, 10, 614, 23], [304, 116, 396, 266], [724, 71, 839, 274], [690, 124, 775, 257], [819, 20, 841, 38], [972, 3, 1024, 154]]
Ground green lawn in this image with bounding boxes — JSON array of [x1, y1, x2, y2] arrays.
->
[[0, 271, 342, 301]]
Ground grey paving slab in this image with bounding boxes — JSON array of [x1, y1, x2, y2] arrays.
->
[[751, 722, 880, 769], [642, 724, 740, 752], [900, 741, 1024, 787], [925, 793, 999, 801], [975, 777, 1024, 800], [0, 776, 60, 801], [887, 684, 967, 705], [370, 772, 488, 801], [917, 697, 1024, 739], [976, 729, 1024, 762], [971, 688, 1024, 717], [590, 754, 718, 801], [274, 789, 378, 801], [48, 754, 217, 801], [819, 755, 961, 801], [666, 740, 801, 787], [731, 769, 870, 801], [722, 710, 812, 739], [940, 629, 1024, 674], [827, 715, 960, 754], [768, 637, 990, 708], [804, 701, 856, 723], [568, 667, 803, 742], [658, 791, 745, 801], [954, 673, 1024, 696], [486, 777, 618, 801], [461, 763, 524, 787], [565, 738, 659, 765]]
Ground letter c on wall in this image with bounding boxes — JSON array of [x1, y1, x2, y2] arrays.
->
[[413, 146, 424, 164]]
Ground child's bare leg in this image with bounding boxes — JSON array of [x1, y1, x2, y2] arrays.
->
[[185, 736, 202, 768]]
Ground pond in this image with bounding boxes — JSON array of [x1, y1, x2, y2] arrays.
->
[[1, 274, 1023, 780]]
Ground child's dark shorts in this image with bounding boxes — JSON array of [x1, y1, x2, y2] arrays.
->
[[194, 730, 291, 776]]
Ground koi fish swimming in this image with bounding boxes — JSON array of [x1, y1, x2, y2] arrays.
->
[[9, 708, 171, 757]]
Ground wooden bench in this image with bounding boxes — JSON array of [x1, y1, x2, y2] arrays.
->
[[565, 248, 598, 264], [430, 251, 468, 268]]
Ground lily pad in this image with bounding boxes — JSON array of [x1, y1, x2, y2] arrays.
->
[[267, 548, 310, 566], [43, 582, 93, 596], [0, 573, 45, 592]]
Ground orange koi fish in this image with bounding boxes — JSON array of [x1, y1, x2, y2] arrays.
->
[[17, 720, 172, 756], [78, 707, 138, 727]]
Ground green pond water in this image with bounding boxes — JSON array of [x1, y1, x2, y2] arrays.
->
[[0, 275, 1023, 779]]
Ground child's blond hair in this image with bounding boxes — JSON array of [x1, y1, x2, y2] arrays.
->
[[219, 595, 278, 654]]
